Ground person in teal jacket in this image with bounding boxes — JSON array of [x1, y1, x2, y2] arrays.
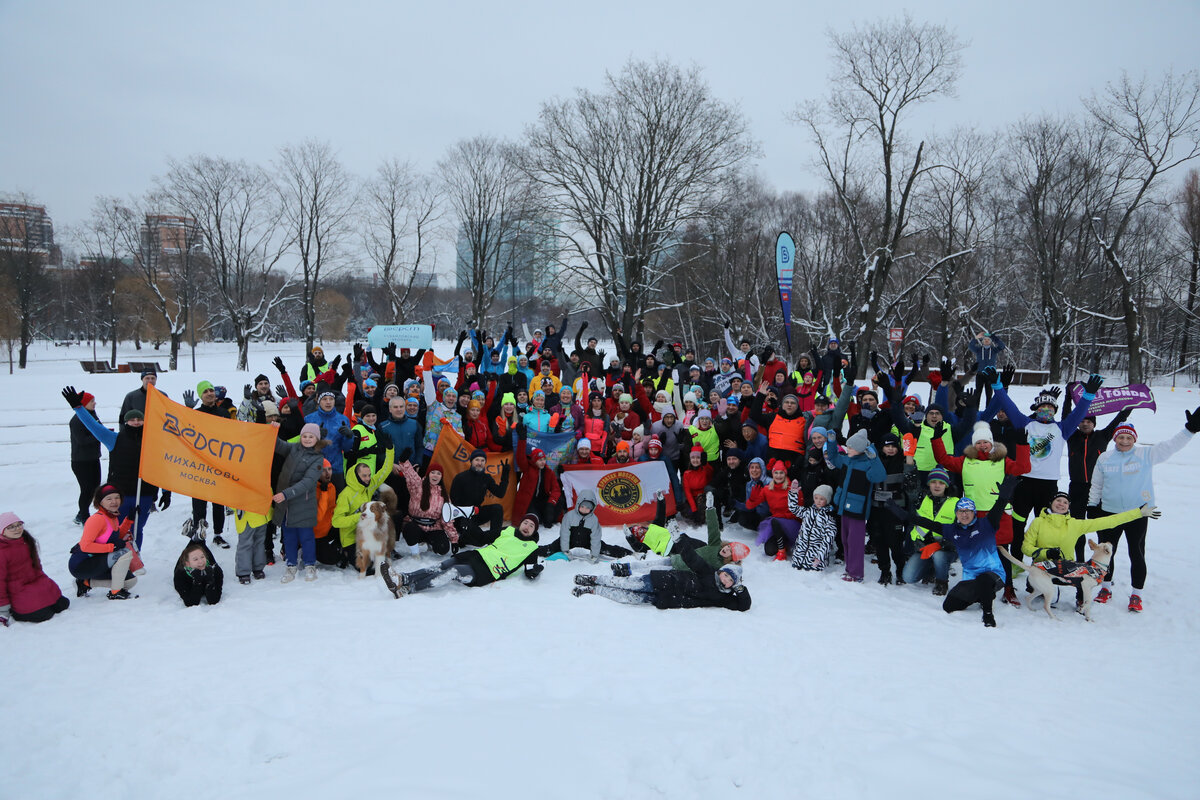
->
[[825, 429, 887, 582], [380, 513, 544, 597]]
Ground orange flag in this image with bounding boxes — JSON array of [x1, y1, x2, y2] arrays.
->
[[430, 421, 517, 522], [139, 385, 277, 515]]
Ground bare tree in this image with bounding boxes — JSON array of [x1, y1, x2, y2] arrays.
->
[[524, 58, 756, 341], [361, 158, 442, 320], [792, 14, 967, 376], [1173, 170, 1200, 373], [438, 135, 537, 327], [0, 195, 54, 368], [277, 140, 355, 351], [163, 155, 292, 370], [136, 196, 205, 370], [1085, 70, 1200, 381]]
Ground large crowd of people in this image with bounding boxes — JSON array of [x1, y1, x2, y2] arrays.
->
[[3, 317, 1198, 630]]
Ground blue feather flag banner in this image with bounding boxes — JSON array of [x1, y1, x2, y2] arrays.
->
[[776, 232, 795, 352], [522, 429, 577, 470]]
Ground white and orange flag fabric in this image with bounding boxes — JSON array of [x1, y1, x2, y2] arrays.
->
[[430, 421, 517, 522], [560, 462, 677, 526], [139, 385, 277, 515]]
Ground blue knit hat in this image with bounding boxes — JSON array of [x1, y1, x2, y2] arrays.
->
[[927, 467, 953, 486]]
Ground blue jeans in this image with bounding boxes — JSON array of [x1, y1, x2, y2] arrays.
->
[[118, 494, 156, 549], [281, 526, 315, 567], [902, 547, 952, 583]]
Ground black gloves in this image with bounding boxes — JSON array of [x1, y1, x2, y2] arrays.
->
[[1185, 405, 1200, 434], [329, 355, 342, 373], [353, 343, 365, 361], [1000, 364, 1016, 389], [380, 437, 394, 451], [275, 384, 287, 399], [1042, 547, 1064, 562], [398, 448, 413, 464], [61, 386, 83, 408], [158, 492, 171, 510], [525, 563, 544, 580], [243, 384, 253, 400], [958, 387, 978, 412], [272, 356, 287, 374], [182, 389, 197, 409], [979, 367, 998, 387], [1082, 373, 1104, 395], [930, 421, 946, 440], [940, 357, 954, 383], [338, 425, 353, 439]]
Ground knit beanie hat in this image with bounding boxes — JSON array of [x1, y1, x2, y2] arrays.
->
[[814, 484, 834, 503], [696, 409, 712, 420], [619, 393, 633, 404], [647, 435, 662, 451], [725, 542, 750, 563], [139, 368, 157, 379], [301, 423, 321, 439], [971, 421, 993, 446], [0, 511, 22, 531], [926, 467, 953, 486], [530, 449, 546, 462], [261, 400, 279, 417], [845, 429, 871, 453], [716, 563, 743, 590], [469, 448, 487, 462], [80, 391, 95, 407], [955, 498, 977, 512], [196, 380, 214, 394], [576, 439, 592, 451], [1113, 422, 1137, 442], [1030, 390, 1060, 411], [254, 373, 270, 385]]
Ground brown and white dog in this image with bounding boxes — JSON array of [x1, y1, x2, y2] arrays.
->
[[356, 485, 397, 577], [998, 539, 1113, 622]]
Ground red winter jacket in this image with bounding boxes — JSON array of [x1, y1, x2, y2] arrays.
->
[[747, 480, 799, 520], [514, 444, 562, 519], [681, 463, 714, 511], [0, 535, 63, 616]]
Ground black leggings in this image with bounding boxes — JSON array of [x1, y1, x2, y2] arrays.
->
[[1010, 477, 1059, 560], [867, 507, 907, 576], [192, 497, 225, 535], [1095, 511, 1149, 591], [402, 521, 452, 556], [11, 595, 70, 623], [943, 572, 1003, 614], [71, 460, 100, 519]]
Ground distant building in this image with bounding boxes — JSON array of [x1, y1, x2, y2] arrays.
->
[[0, 201, 61, 265], [140, 214, 202, 260], [455, 215, 558, 302]]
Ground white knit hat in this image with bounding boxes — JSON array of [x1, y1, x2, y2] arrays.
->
[[971, 421, 993, 446]]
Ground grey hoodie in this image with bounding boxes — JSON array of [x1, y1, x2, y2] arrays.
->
[[559, 488, 603, 560]]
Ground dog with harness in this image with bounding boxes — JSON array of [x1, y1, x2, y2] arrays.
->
[[999, 540, 1113, 622]]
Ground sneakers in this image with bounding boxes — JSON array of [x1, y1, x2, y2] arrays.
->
[[842, 573, 863, 583], [610, 562, 632, 577], [106, 589, 134, 600], [572, 586, 593, 597], [281, 566, 298, 584], [1128, 594, 1143, 613], [933, 579, 949, 597], [773, 548, 789, 562], [238, 575, 252, 585], [180, 519, 196, 539], [380, 564, 407, 598], [265, 551, 276, 566], [878, 570, 892, 586], [73, 512, 86, 526], [1095, 587, 1112, 604], [304, 566, 318, 582], [1002, 587, 1021, 607], [212, 535, 230, 550], [574, 574, 599, 586], [252, 569, 266, 580], [982, 610, 996, 627], [194, 519, 210, 541], [75, 579, 90, 597]]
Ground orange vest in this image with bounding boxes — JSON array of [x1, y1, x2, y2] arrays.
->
[[768, 414, 807, 453], [314, 483, 337, 538]]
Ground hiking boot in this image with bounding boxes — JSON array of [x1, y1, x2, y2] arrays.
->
[[982, 610, 996, 627], [878, 569, 892, 586], [75, 579, 90, 597], [304, 566, 318, 582], [380, 564, 406, 598], [1002, 587, 1021, 607], [574, 574, 599, 586], [73, 512, 86, 526], [212, 535, 230, 550], [238, 575, 252, 585], [572, 586, 593, 597], [180, 519, 195, 539], [1128, 594, 1143, 613], [1095, 587, 1112, 604], [252, 569, 266, 580], [933, 579, 949, 597], [610, 562, 632, 577], [106, 589, 134, 600], [281, 566, 298, 584]]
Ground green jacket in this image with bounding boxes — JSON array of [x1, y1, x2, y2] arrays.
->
[[331, 445, 395, 547], [669, 506, 725, 571], [478, 526, 539, 580], [1021, 507, 1141, 562]]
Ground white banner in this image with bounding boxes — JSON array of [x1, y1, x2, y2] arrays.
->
[[560, 461, 677, 525]]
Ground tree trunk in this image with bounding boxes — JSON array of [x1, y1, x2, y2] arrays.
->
[[1181, 242, 1199, 371], [854, 254, 889, 379], [1047, 332, 1063, 383], [169, 332, 181, 371], [1120, 283, 1143, 382], [236, 329, 249, 371]]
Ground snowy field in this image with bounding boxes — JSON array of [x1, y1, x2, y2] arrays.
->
[[3, 340, 1199, 799]]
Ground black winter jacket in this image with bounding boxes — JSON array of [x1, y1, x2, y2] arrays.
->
[[647, 542, 751, 611]]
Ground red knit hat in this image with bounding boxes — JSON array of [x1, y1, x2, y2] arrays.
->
[[727, 541, 750, 562], [530, 448, 546, 461], [1113, 422, 1137, 442], [647, 435, 662, 451], [80, 391, 95, 407], [690, 445, 705, 455], [768, 458, 788, 473]]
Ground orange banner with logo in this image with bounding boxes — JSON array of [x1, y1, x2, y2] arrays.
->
[[430, 421, 517, 522], [139, 385, 277, 515]]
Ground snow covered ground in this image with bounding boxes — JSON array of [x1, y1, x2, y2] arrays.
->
[[3, 341, 1199, 799]]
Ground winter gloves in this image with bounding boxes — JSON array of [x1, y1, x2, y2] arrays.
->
[[1185, 406, 1200, 434], [1140, 504, 1161, 519], [1082, 373, 1104, 397], [158, 492, 172, 510], [61, 386, 84, 408]]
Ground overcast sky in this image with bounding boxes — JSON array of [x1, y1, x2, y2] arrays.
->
[[3, 0, 1198, 277]]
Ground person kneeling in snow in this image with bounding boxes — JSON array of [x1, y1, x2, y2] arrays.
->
[[380, 513, 544, 597], [610, 492, 748, 577], [572, 538, 751, 612], [886, 476, 1018, 627], [173, 540, 223, 607]]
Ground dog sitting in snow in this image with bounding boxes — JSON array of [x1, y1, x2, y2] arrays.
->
[[998, 539, 1113, 622], [356, 485, 397, 577]]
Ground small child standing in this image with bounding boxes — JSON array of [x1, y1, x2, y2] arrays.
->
[[173, 541, 223, 607], [233, 507, 270, 584], [788, 483, 839, 571]]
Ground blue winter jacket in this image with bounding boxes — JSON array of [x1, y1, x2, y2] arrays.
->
[[304, 406, 354, 473], [379, 413, 423, 466], [824, 440, 887, 520]]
